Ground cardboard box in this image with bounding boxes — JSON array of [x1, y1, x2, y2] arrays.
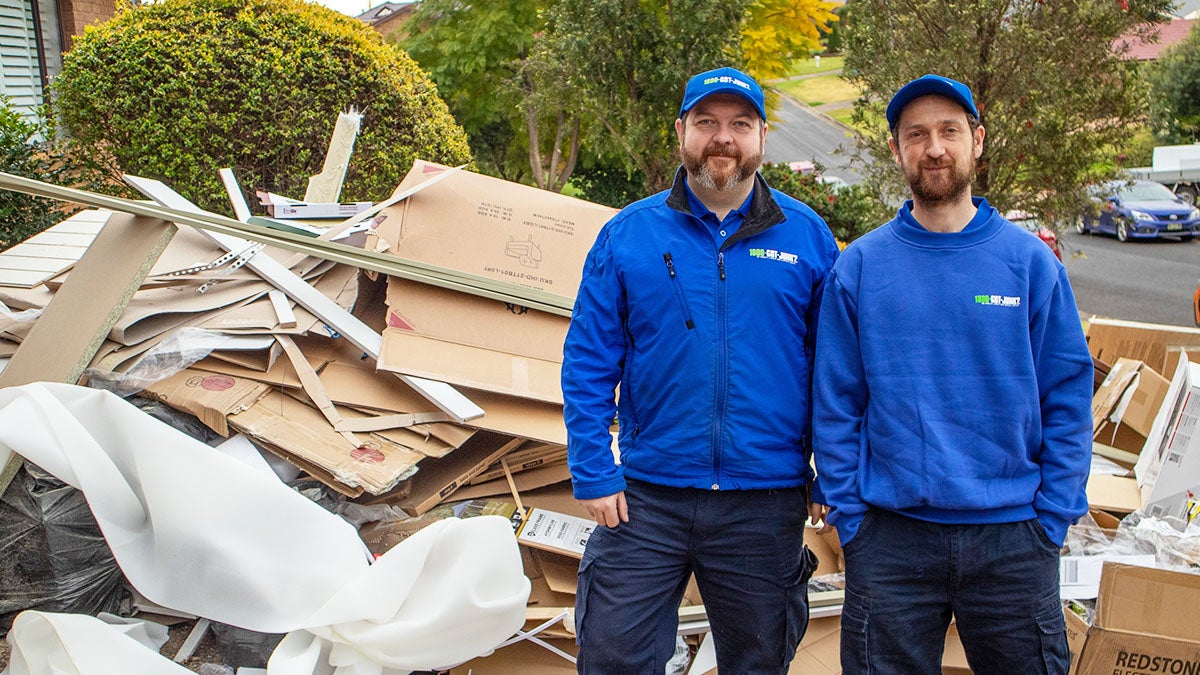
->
[[1086, 474, 1142, 515], [1066, 562, 1200, 675], [1086, 318, 1200, 377], [516, 507, 595, 559], [373, 160, 616, 298], [1092, 358, 1171, 455], [1134, 352, 1200, 526]]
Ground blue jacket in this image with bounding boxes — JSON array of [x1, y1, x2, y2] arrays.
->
[[563, 168, 839, 500], [813, 199, 1093, 547]]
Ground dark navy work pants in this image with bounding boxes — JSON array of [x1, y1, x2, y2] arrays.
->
[[840, 508, 1070, 675], [575, 479, 816, 675]]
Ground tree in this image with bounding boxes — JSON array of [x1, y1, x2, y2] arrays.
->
[[534, 0, 749, 193], [1150, 23, 1200, 144], [400, 0, 543, 184], [842, 0, 1173, 225], [741, 0, 839, 82], [53, 0, 471, 213]]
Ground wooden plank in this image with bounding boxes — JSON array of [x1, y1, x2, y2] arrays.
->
[[0, 211, 177, 495], [0, 210, 107, 288], [122, 175, 485, 424]]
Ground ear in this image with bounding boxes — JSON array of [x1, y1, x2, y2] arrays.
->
[[973, 125, 986, 159], [887, 136, 901, 166], [675, 117, 685, 146]]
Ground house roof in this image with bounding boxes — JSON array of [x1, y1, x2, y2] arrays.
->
[[357, 1, 416, 24], [1116, 18, 1195, 60], [1176, 0, 1200, 18]]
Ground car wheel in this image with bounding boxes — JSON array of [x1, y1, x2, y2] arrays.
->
[[1116, 221, 1130, 242], [1074, 217, 1089, 235], [1176, 185, 1198, 206]]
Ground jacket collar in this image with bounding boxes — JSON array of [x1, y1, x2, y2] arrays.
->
[[665, 167, 786, 249]]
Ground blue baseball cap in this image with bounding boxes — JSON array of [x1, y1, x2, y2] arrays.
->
[[886, 74, 979, 130], [679, 67, 766, 121]]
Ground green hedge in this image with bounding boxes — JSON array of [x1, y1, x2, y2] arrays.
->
[[53, 0, 472, 213]]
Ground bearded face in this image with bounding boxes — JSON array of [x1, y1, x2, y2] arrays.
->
[[677, 94, 765, 193], [681, 131, 764, 192]]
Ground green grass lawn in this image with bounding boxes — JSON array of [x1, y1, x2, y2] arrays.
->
[[787, 54, 844, 77], [777, 74, 859, 108]]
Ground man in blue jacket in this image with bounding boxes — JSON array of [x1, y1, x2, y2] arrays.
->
[[561, 66, 839, 674], [812, 74, 1092, 674]]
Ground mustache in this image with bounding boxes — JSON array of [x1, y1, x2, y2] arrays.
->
[[704, 146, 741, 159]]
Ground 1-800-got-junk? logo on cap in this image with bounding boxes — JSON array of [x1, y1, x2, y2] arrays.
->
[[680, 66, 767, 120]]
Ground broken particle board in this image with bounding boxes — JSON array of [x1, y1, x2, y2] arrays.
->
[[0, 211, 177, 496]]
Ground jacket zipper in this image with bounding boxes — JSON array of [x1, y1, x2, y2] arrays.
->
[[662, 253, 695, 330], [712, 249, 728, 489]]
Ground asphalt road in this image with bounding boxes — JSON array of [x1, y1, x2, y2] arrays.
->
[[763, 95, 863, 184], [1062, 228, 1198, 328]]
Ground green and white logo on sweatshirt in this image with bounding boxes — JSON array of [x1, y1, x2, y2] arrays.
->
[[974, 294, 1021, 307]]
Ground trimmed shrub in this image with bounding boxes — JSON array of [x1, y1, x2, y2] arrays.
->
[[53, 0, 472, 213]]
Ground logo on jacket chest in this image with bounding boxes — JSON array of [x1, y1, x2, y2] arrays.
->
[[748, 247, 799, 265], [974, 294, 1021, 308]]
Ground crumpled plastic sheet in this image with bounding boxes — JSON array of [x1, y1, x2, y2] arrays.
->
[[1065, 509, 1200, 573], [0, 463, 129, 633], [0, 382, 531, 674]]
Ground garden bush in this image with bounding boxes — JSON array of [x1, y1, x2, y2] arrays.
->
[[760, 162, 891, 244], [53, 0, 472, 213]]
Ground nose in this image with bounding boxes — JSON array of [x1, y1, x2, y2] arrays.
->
[[925, 135, 946, 158]]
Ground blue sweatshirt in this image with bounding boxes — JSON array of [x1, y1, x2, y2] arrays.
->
[[812, 198, 1092, 547]]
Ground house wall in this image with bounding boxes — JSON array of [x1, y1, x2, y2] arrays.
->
[[56, 0, 116, 52]]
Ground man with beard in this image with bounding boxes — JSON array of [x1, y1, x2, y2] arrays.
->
[[810, 74, 1092, 674], [562, 66, 839, 674]]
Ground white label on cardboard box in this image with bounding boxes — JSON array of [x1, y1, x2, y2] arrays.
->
[[1059, 554, 1156, 600], [517, 507, 594, 558]]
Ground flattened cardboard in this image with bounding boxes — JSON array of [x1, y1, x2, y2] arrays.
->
[[1086, 474, 1142, 514], [142, 368, 271, 436], [378, 329, 563, 404], [390, 431, 524, 516], [447, 463, 572, 502], [384, 276, 569, 363], [1086, 318, 1200, 377], [228, 390, 423, 494], [1067, 562, 1200, 675], [447, 637, 578, 674], [374, 159, 615, 297]]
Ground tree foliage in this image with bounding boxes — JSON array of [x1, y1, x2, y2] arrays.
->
[[1, 98, 123, 249], [535, 0, 747, 193], [760, 162, 891, 243], [1150, 23, 1200, 144], [53, 0, 471, 213], [400, 0, 543, 183], [842, 0, 1173, 226], [741, 0, 838, 81]]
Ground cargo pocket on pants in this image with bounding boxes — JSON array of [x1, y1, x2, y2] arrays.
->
[[840, 587, 871, 675], [1036, 594, 1070, 675], [783, 545, 819, 663], [574, 552, 595, 646]]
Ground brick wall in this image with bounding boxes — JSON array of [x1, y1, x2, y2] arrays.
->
[[57, 0, 117, 51]]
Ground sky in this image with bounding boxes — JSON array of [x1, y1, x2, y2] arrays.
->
[[309, 0, 378, 17]]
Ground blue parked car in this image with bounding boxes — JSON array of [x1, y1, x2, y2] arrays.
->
[[1076, 180, 1200, 242]]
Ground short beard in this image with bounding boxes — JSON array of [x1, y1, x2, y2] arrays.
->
[[682, 143, 762, 192], [906, 160, 974, 205]]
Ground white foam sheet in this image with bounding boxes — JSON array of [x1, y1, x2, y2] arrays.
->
[[0, 382, 531, 674]]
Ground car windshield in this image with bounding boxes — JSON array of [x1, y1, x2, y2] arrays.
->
[[1118, 182, 1178, 202]]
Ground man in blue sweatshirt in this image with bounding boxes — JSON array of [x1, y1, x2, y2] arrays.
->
[[562, 67, 839, 673], [811, 74, 1093, 674]]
